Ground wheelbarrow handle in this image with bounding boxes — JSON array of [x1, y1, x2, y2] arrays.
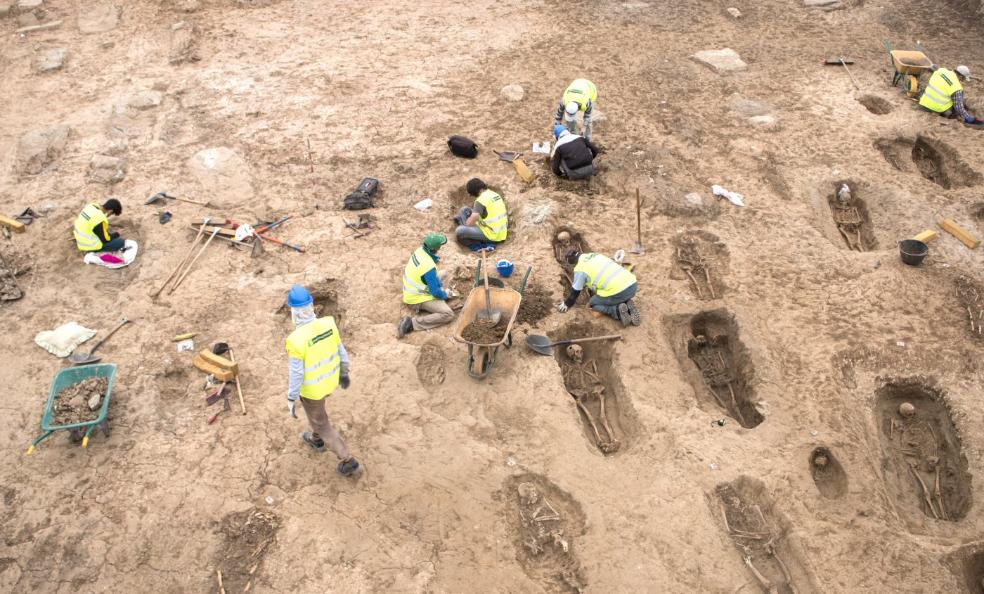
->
[[26, 430, 55, 455], [550, 334, 623, 347]]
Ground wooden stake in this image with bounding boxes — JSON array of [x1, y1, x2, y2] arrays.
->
[[153, 222, 207, 298], [229, 348, 247, 415], [169, 227, 221, 294]]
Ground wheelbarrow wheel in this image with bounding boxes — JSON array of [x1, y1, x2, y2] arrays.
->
[[467, 345, 495, 380]]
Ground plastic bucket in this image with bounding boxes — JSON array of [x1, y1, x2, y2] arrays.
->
[[496, 259, 514, 278], [898, 239, 928, 266]]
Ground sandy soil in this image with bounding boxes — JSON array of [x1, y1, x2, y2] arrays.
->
[[2, 0, 984, 592]]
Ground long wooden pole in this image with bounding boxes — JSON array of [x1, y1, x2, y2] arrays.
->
[[228, 348, 246, 414], [635, 188, 642, 247], [152, 220, 207, 298], [169, 227, 220, 294]]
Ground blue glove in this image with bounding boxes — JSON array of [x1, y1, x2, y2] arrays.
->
[[965, 115, 977, 124]]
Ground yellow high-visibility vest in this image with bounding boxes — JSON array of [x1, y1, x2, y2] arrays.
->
[[919, 68, 963, 113], [574, 253, 636, 297], [73, 203, 107, 252], [562, 79, 598, 113], [403, 247, 437, 305], [476, 189, 508, 242], [286, 317, 342, 400]]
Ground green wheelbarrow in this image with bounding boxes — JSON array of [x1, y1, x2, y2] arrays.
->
[[27, 363, 116, 455]]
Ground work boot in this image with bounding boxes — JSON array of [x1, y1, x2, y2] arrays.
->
[[337, 457, 362, 477], [625, 299, 642, 326], [301, 432, 326, 452], [617, 303, 631, 326], [397, 317, 414, 339]]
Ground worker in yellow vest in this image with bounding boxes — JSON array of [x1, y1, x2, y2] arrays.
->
[[285, 284, 361, 477], [453, 178, 508, 248], [399, 233, 455, 338], [554, 79, 598, 141], [557, 249, 641, 326], [919, 65, 980, 124], [73, 199, 125, 252]]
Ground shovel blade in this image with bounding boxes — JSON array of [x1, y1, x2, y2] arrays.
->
[[476, 310, 502, 325], [69, 353, 100, 365], [525, 334, 555, 356]]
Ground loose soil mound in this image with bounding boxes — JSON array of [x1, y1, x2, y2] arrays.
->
[[52, 377, 107, 425]]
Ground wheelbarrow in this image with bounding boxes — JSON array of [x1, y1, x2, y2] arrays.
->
[[885, 41, 932, 95], [452, 263, 531, 379], [26, 363, 116, 454]]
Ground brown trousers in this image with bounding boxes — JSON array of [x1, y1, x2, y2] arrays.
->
[[410, 299, 454, 331], [300, 396, 351, 461]]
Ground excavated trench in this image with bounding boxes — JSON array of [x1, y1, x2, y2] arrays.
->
[[857, 94, 893, 115], [671, 230, 729, 299], [809, 446, 848, 499], [875, 135, 981, 189], [827, 182, 876, 251]]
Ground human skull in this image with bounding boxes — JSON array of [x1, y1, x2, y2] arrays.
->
[[899, 402, 916, 418], [556, 230, 571, 243], [566, 343, 583, 363], [813, 454, 829, 469]]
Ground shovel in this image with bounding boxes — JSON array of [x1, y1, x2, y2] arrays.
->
[[476, 249, 502, 325], [69, 318, 130, 365], [146, 191, 210, 207], [494, 150, 535, 184], [630, 188, 645, 255], [525, 333, 622, 356]]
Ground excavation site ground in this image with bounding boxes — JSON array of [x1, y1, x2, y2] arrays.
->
[[2, 0, 984, 592]]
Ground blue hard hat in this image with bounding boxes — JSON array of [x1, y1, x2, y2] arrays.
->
[[553, 124, 566, 139], [287, 284, 313, 307]]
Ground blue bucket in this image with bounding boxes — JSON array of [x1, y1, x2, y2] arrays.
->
[[496, 259, 514, 278]]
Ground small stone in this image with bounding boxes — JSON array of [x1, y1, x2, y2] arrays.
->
[[78, 2, 119, 34], [748, 115, 779, 130], [87, 393, 101, 411], [16, 125, 70, 174], [803, 0, 839, 5], [35, 47, 67, 72], [88, 154, 127, 184], [726, 6, 741, 17], [68, 395, 85, 409], [500, 84, 525, 102], [684, 192, 704, 206], [127, 90, 163, 110], [691, 48, 747, 73]]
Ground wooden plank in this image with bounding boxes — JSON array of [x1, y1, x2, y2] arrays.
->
[[191, 224, 238, 238], [513, 158, 535, 184], [912, 230, 937, 243], [939, 219, 980, 249], [193, 355, 237, 381], [0, 214, 26, 233], [197, 349, 239, 373]]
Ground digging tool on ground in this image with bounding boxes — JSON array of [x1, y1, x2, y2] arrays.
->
[[153, 218, 209, 298], [145, 191, 210, 207], [824, 56, 860, 89], [69, 318, 130, 365], [630, 189, 645, 255], [494, 150, 535, 183], [227, 347, 247, 415], [476, 248, 502, 325], [525, 333, 622, 356], [169, 226, 221, 294]]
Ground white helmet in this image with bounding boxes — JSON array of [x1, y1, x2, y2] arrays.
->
[[955, 65, 971, 80], [564, 101, 578, 121]]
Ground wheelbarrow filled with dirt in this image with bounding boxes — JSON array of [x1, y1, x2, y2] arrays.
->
[[452, 262, 531, 379], [27, 363, 116, 454]]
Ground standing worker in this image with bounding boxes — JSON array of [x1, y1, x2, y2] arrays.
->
[[285, 284, 361, 478], [557, 249, 641, 326], [553, 78, 598, 141], [73, 198, 125, 252], [453, 178, 508, 247], [919, 65, 981, 124], [551, 125, 598, 179], [399, 233, 455, 338]]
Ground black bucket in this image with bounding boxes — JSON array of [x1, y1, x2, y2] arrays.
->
[[899, 239, 928, 266]]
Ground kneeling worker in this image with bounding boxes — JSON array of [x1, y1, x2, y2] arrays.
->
[[552, 125, 598, 180], [285, 284, 361, 478], [453, 178, 508, 247], [557, 249, 641, 326], [74, 198, 125, 252], [399, 233, 455, 338], [919, 65, 981, 124]]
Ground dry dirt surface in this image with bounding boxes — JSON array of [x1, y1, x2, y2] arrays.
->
[[3, 0, 984, 592]]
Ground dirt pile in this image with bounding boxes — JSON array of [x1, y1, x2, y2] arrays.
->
[[52, 377, 107, 425], [215, 509, 280, 593], [460, 318, 506, 343], [516, 281, 553, 326]]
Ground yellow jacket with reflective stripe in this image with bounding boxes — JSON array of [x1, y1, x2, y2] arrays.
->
[[562, 79, 598, 112], [919, 68, 963, 113], [73, 203, 107, 251], [403, 246, 437, 305], [285, 317, 341, 400], [476, 189, 508, 242], [574, 253, 636, 297]]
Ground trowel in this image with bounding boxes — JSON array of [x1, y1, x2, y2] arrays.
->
[[69, 318, 130, 365]]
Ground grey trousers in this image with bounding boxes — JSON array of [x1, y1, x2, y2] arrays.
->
[[300, 396, 351, 461], [411, 299, 454, 331], [589, 283, 638, 319], [453, 207, 488, 247]]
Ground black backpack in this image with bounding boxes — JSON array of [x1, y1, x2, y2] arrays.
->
[[342, 177, 379, 210], [447, 135, 478, 158]]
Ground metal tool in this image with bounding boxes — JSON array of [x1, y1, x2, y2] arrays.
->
[[145, 191, 209, 207], [630, 188, 645, 254], [69, 318, 130, 365], [525, 333, 622, 356], [476, 248, 502, 325], [493, 150, 535, 183]]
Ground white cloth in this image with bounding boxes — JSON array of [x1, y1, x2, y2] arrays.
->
[[712, 185, 745, 207], [83, 239, 139, 268], [34, 322, 97, 358]]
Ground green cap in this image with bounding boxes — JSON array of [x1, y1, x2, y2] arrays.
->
[[423, 233, 447, 252]]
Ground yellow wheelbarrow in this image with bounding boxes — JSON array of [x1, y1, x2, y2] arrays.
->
[[885, 40, 932, 96]]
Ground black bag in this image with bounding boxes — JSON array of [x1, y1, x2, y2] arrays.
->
[[447, 135, 478, 158], [343, 191, 373, 210]]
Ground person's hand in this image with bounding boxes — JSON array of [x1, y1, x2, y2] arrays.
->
[[287, 398, 298, 418], [339, 364, 351, 389], [556, 302, 569, 313]]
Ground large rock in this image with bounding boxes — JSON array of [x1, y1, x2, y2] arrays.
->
[[78, 3, 119, 34], [500, 84, 524, 102], [88, 154, 127, 184], [691, 48, 747, 73], [125, 90, 163, 111], [187, 147, 253, 208], [36, 47, 67, 72], [729, 96, 770, 117], [15, 125, 70, 174]]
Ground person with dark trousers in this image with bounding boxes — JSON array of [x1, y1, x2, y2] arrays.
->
[[551, 125, 598, 180], [453, 178, 508, 248], [73, 198, 125, 252]]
